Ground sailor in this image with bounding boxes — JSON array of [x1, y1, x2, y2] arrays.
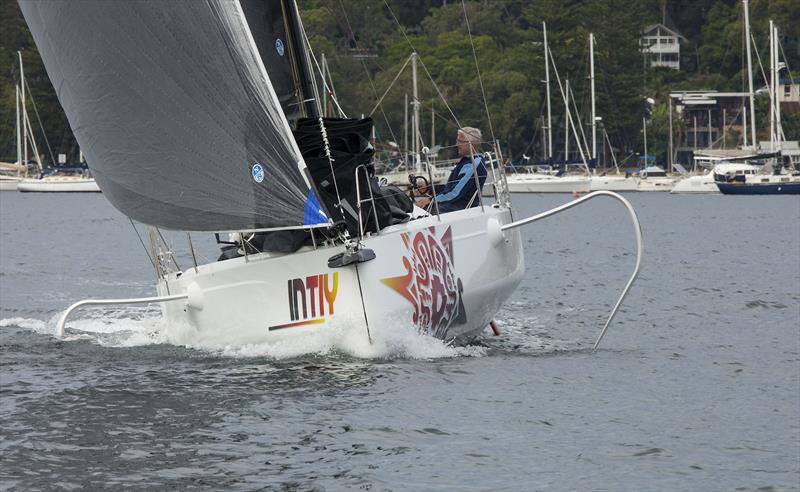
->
[[417, 127, 487, 213]]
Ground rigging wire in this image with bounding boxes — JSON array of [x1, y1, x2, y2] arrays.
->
[[547, 45, 590, 172], [23, 77, 56, 166], [301, 28, 347, 118], [337, 0, 400, 146], [128, 218, 157, 272], [368, 54, 413, 117], [460, 0, 497, 146], [382, 0, 463, 130]]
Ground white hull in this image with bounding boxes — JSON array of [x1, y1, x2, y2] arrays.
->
[[157, 206, 524, 345], [670, 173, 719, 194], [17, 177, 101, 192], [506, 174, 590, 193], [636, 177, 676, 192], [0, 176, 24, 191], [588, 175, 639, 192]]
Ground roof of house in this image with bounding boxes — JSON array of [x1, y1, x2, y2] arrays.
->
[[642, 23, 687, 41]]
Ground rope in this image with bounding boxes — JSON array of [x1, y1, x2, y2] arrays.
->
[[337, 0, 399, 146], [128, 218, 157, 272], [24, 77, 56, 166], [382, 0, 463, 129], [461, 0, 496, 145], [302, 25, 347, 118]]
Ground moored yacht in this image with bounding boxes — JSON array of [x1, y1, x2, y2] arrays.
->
[[636, 165, 677, 192], [506, 172, 590, 193]]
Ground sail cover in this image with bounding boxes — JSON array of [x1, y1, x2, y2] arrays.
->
[[20, 0, 326, 231]]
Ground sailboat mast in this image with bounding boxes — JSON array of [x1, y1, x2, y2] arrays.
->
[[411, 51, 421, 173], [668, 96, 674, 172], [564, 79, 570, 161], [543, 22, 552, 160], [773, 23, 782, 152], [769, 20, 775, 151], [743, 0, 757, 149], [404, 92, 408, 165], [15, 85, 21, 168], [18, 51, 28, 166], [590, 33, 597, 163], [321, 52, 327, 117], [643, 117, 648, 166], [430, 101, 435, 149], [284, 0, 319, 118]]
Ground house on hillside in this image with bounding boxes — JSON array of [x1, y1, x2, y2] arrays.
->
[[641, 24, 686, 70], [778, 79, 799, 113]]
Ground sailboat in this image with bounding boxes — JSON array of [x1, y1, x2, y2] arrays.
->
[[1, 57, 33, 192], [12, 51, 101, 193], [506, 22, 592, 194], [22, 1, 642, 347], [715, 19, 800, 195]]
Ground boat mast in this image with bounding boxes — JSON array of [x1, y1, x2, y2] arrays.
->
[[773, 22, 782, 152], [643, 117, 648, 167], [430, 101, 435, 149], [15, 85, 21, 169], [411, 51, 421, 173], [404, 92, 408, 167], [590, 33, 597, 165], [743, 0, 757, 149], [18, 51, 28, 166], [769, 20, 775, 152], [668, 96, 674, 172], [321, 52, 327, 117], [565, 79, 570, 162], [543, 22, 553, 161], [284, 0, 320, 118]]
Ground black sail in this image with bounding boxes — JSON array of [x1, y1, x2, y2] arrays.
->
[[20, 0, 325, 231], [239, 0, 319, 125]]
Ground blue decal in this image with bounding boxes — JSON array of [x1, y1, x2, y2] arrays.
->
[[275, 38, 285, 57], [252, 163, 265, 183]]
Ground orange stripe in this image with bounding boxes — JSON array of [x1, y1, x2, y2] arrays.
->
[[269, 318, 326, 331]]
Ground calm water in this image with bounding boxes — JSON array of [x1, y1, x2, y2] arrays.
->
[[1, 192, 798, 491]]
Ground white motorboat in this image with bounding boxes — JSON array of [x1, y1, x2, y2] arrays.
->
[[23, 1, 641, 349], [506, 173, 590, 193]]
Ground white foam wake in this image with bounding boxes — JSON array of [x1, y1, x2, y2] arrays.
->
[[0, 310, 486, 360]]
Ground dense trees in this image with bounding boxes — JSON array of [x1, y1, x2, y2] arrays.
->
[[0, 0, 797, 165]]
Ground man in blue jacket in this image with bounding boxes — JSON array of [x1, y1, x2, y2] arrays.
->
[[417, 127, 487, 213]]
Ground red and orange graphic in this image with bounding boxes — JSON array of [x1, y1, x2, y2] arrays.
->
[[381, 226, 466, 338]]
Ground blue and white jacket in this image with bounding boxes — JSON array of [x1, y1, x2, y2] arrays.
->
[[434, 154, 487, 212]]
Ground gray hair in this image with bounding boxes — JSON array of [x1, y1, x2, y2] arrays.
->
[[458, 127, 482, 146]]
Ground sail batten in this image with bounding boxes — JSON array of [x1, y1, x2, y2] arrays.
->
[[20, 0, 323, 231]]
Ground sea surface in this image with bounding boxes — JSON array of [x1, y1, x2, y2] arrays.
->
[[1, 191, 798, 491]]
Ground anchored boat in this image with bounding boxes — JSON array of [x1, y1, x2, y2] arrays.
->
[[23, 0, 641, 348]]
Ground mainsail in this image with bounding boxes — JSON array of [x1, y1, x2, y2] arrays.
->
[[20, 0, 325, 231]]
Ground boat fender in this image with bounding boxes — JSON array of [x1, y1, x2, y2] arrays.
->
[[328, 248, 376, 268], [487, 218, 505, 247], [185, 282, 204, 311]]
